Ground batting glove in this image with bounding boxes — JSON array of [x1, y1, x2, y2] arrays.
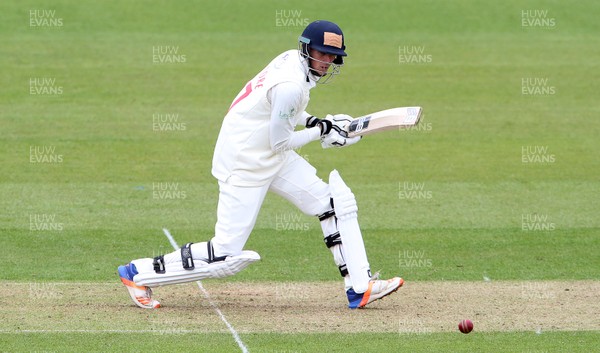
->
[[321, 130, 362, 149], [324, 114, 354, 137]]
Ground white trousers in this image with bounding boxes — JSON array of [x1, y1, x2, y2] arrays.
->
[[132, 152, 356, 291], [211, 152, 331, 256]]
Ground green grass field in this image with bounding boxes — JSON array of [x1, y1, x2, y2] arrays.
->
[[1, 0, 599, 352]]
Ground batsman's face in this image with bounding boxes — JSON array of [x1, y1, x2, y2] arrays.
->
[[309, 48, 336, 76]]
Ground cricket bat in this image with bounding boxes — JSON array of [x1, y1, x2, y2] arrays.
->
[[344, 106, 422, 137]]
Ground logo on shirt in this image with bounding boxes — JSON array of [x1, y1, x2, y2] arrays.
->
[[278, 107, 296, 119]]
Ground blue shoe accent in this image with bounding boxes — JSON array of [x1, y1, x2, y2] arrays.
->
[[346, 288, 364, 309], [118, 263, 138, 281]]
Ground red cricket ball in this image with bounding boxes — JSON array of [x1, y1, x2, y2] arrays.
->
[[458, 319, 474, 334]]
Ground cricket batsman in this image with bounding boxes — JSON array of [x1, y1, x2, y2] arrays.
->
[[118, 20, 404, 309]]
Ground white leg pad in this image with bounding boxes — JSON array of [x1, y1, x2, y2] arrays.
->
[[133, 251, 260, 287], [329, 169, 371, 293]]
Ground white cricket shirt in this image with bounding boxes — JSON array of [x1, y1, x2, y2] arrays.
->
[[211, 50, 321, 186]]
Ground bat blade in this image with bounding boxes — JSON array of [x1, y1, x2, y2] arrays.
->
[[345, 107, 422, 137]]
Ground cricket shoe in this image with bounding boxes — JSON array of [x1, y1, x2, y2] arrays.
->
[[118, 263, 160, 309], [346, 277, 404, 309]]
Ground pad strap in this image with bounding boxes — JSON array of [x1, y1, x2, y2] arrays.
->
[[153, 255, 166, 274], [323, 232, 342, 248], [338, 264, 349, 277], [317, 198, 336, 221], [181, 242, 195, 270], [318, 209, 335, 221], [207, 241, 227, 263]]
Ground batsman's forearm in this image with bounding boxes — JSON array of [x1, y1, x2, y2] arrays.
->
[[271, 127, 321, 153], [300, 111, 313, 126]]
